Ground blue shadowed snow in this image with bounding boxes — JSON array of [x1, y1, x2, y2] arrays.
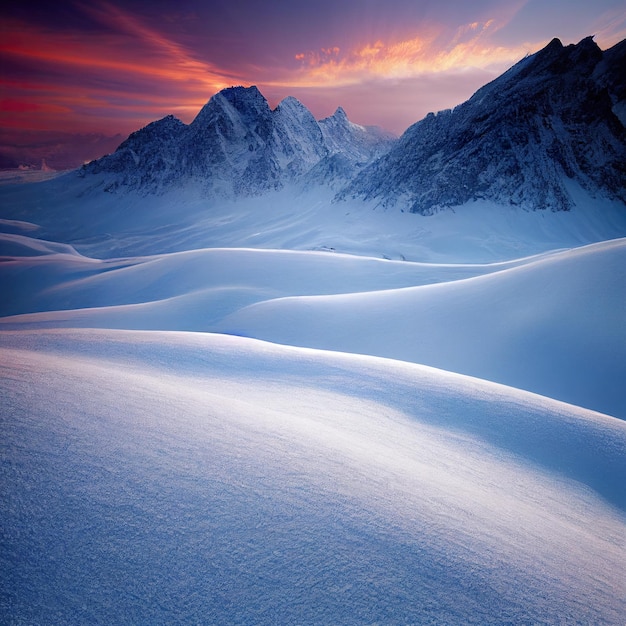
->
[[1, 330, 625, 624]]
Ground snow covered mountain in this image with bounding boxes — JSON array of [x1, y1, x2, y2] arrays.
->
[[79, 37, 625, 213], [82, 86, 395, 196], [305, 107, 398, 186], [342, 36, 626, 214]]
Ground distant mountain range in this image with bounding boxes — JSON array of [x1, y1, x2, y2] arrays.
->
[[82, 36, 625, 213], [82, 87, 395, 196]]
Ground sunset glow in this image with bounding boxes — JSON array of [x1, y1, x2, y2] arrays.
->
[[288, 23, 537, 87], [1, 0, 625, 168]]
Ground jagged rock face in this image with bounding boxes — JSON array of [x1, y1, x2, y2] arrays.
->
[[303, 108, 397, 188], [85, 115, 187, 190], [81, 86, 394, 197], [593, 38, 626, 126], [182, 86, 285, 195], [343, 36, 626, 213], [271, 96, 329, 176], [319, 107, 396, 163]]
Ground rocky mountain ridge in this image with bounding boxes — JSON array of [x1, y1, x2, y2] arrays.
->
[[82, 87, 395, 196], [81, 36, 625, 213], [343, 36, 626, 213]]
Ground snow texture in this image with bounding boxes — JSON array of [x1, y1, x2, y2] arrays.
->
[[2, 194, 626, 623], [2, 330, 625, 624]]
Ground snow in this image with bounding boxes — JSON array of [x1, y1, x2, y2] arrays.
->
[[2, 153, 626, 623], [2, 180, 626, 262], [214, 238, 626, 419], [2, 329, 625, 624], [2, 227, 624, 418]]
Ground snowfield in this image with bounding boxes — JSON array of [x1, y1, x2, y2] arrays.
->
[[2, 330, 625, 624], [3, 179, 626, 262], [1, 180, 626, 624], [2, 232, 625, 419]]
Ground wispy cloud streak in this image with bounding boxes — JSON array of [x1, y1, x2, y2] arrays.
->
[[0, 2, 250, 131], [288, 19, 538, 88]]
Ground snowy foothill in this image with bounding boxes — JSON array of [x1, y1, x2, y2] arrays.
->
[[2, 176, 626, 623]]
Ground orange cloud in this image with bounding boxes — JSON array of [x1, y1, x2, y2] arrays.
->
[[1, 18, 237, 95], [288, 19, 541, 88], [295, 45, 342, 68]]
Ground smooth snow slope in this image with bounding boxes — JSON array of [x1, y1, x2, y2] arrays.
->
[[2, 179, 626, 262], [216, 238, 626, 419], [0, 231, 549, 319], [2, 177, 625, 624], [2, 232, 624, 419], [2, 329, 625, 625]]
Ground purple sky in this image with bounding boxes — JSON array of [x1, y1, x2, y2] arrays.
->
[[1, 0, 625, 168]]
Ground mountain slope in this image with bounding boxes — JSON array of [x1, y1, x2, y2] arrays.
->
[[343, 36, 626, 214]]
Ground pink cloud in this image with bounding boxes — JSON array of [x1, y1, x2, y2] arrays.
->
[[285, 19, 542, 88]]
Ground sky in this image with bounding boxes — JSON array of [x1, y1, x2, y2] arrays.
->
[[1, 0, 625, 169]]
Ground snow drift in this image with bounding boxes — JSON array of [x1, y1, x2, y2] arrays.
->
[[2, 233, 625, 419], [2, 329, 625, 624]]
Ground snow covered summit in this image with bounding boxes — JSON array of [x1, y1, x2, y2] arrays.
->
[[342, 36, 626, 214], [81, 86, 395, 196]]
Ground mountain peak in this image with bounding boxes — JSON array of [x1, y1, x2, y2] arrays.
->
[[568, 35, 602, 66], [518, 34, 602, 79], [343, 36, 626, 214], [221, 84, 264, 101], [546, 37, 563, 50], [218, 85, 270, 112], [574, 35, 598, 49], [275, 95, 309, 113], [190, 85, 273, 134]]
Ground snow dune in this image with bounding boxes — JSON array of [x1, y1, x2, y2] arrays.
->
[[1, 232, 529, 319], [2, 232, 625, 419], [2, 329, 625, 624], [217, 238, 626, 419]]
